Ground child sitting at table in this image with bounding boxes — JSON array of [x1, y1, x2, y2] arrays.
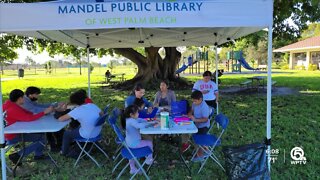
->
[[133, 98, 158, 119], [58, 90, 102, 158], [121, 105, 155, 174], [188, 90, 211, 161], [3, 89, 54, 165]]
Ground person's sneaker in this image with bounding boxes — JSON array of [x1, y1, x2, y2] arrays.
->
[[50, 146, 61, 153], [9, 153, 22, 166], [130, 168, 142, 175], [145, 158, 154, 165], [181, 143, 191, 153], [192, 156, 205, 162], [66, 150, 80, 159], [34, 154, 50, 160]]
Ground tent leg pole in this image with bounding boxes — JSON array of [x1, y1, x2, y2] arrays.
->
[[215, 46, 219, 114], [86, 37, 91, 98], [266, 24, 273, 172], [0, 75, 7, 180]]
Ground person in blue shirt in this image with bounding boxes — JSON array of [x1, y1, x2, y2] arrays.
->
[[121, 105, 157, 174], [125, 84, 153, 110], [22, 86, 53, 113], [22, 86, 64, 152], [133, 98, 158, 119], [188, 90, 211, 161]]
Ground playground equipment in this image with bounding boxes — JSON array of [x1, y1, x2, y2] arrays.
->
[[175, 55, 198, 74], [226, 51, 258, 72], [176, 48, 210, 75]]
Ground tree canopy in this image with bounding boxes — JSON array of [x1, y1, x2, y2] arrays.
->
[[1, 0, 320, 87], [300, 23, 320, 40]]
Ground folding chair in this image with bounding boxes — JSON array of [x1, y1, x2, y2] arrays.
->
[[0, 143, 16, 173], [103, 104, 110, 114], [111, 124, 152, 180], [191, 113, 229, 173], [208, 107, 216, 132], [107, 108, 123, 161], [74, 113, 109, 167]]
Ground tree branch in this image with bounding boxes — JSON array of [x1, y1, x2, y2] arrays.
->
[[113, 48, 147, 67]]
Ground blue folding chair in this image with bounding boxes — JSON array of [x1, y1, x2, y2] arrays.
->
[[171, 100, 188, 116], [208, 107, 216, 132], [191, 113, 229, 173], [111, 124, 152, 180], [103, 104, 110, 114], [107, 108, 123, 161], [0, 143, 16, 173], [74, 113, 109, 167]]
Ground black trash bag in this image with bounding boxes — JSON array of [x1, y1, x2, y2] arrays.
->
[[223, 143, 270, 180]]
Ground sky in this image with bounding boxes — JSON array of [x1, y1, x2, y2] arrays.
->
[[13, 46, 112, 65]]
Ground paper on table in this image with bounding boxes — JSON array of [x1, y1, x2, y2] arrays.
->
[[173, 117, 190, 123]]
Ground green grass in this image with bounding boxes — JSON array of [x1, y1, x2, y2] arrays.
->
[[1, 69, 319, 179]]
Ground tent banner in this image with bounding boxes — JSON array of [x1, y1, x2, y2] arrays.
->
[[0, 0, 273, 32]]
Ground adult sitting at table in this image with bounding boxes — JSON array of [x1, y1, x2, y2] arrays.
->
[[153, 80, 176, 111], [22, 86, 65, 152], [134, 98, 158, 119], [125, 83, 153, 111], [105, 70, 115, 83], [3, 89, 54, 165], [58, 90, 103, 158], [192, 71, 219, 109]]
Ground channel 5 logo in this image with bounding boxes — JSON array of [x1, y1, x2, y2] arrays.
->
[[290, 147, 307, 165]]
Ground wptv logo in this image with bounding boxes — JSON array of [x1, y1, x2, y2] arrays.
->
[[290, 147, 307, 165]]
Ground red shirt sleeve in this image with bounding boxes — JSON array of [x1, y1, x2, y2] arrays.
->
[[85, 98, 93, 104], [10, 106, 45, 122]]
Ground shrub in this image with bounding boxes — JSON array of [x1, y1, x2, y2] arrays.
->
[[280, 64, 289, 70], [277, 61, 289, 70], [308, 64, 317, 71], [294, 65, 305, 70]]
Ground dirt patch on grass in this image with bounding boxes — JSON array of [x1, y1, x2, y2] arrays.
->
[[220, 86, 300, 96]]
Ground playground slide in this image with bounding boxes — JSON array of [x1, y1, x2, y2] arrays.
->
[[188, 60, 198, 66], [175, 60, 199, 74], [238, 57, 258, 70], [175, 64, 188, 74]]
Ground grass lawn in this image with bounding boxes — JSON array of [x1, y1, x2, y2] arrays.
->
[[1, 69, 319, 179]]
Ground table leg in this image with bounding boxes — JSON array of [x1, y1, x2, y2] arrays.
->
[[12, 134, 25, 177], [177, 135, 192, 176], [43, 133, 59, 168], [146, 135, 159, 174], [146, 135, 191, 176]]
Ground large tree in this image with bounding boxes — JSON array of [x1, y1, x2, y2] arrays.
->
[[1, 0, 320, 88], [0, 35, 23, 74], [113, 47, 182, 87]]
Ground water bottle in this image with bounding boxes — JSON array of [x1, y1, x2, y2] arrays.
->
[[160, 112, 169, 130]]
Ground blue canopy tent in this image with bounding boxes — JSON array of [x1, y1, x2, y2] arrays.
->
[[0, 0, 274, 179]]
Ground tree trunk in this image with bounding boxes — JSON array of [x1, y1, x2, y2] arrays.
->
[[113, 47, 189, 90], [1, 63, 4, 75], [79, 61, 82, 75]]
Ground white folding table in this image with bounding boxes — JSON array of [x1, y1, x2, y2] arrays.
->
[[4, 115, 69, 176]]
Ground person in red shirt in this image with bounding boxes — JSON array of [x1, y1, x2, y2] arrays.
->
[[77, 89, 93, 104], [3, 89, 54, 165]]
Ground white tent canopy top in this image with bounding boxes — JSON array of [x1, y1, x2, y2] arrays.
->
[[0, 1, 274, 179], [0, 0, 273, 48]]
